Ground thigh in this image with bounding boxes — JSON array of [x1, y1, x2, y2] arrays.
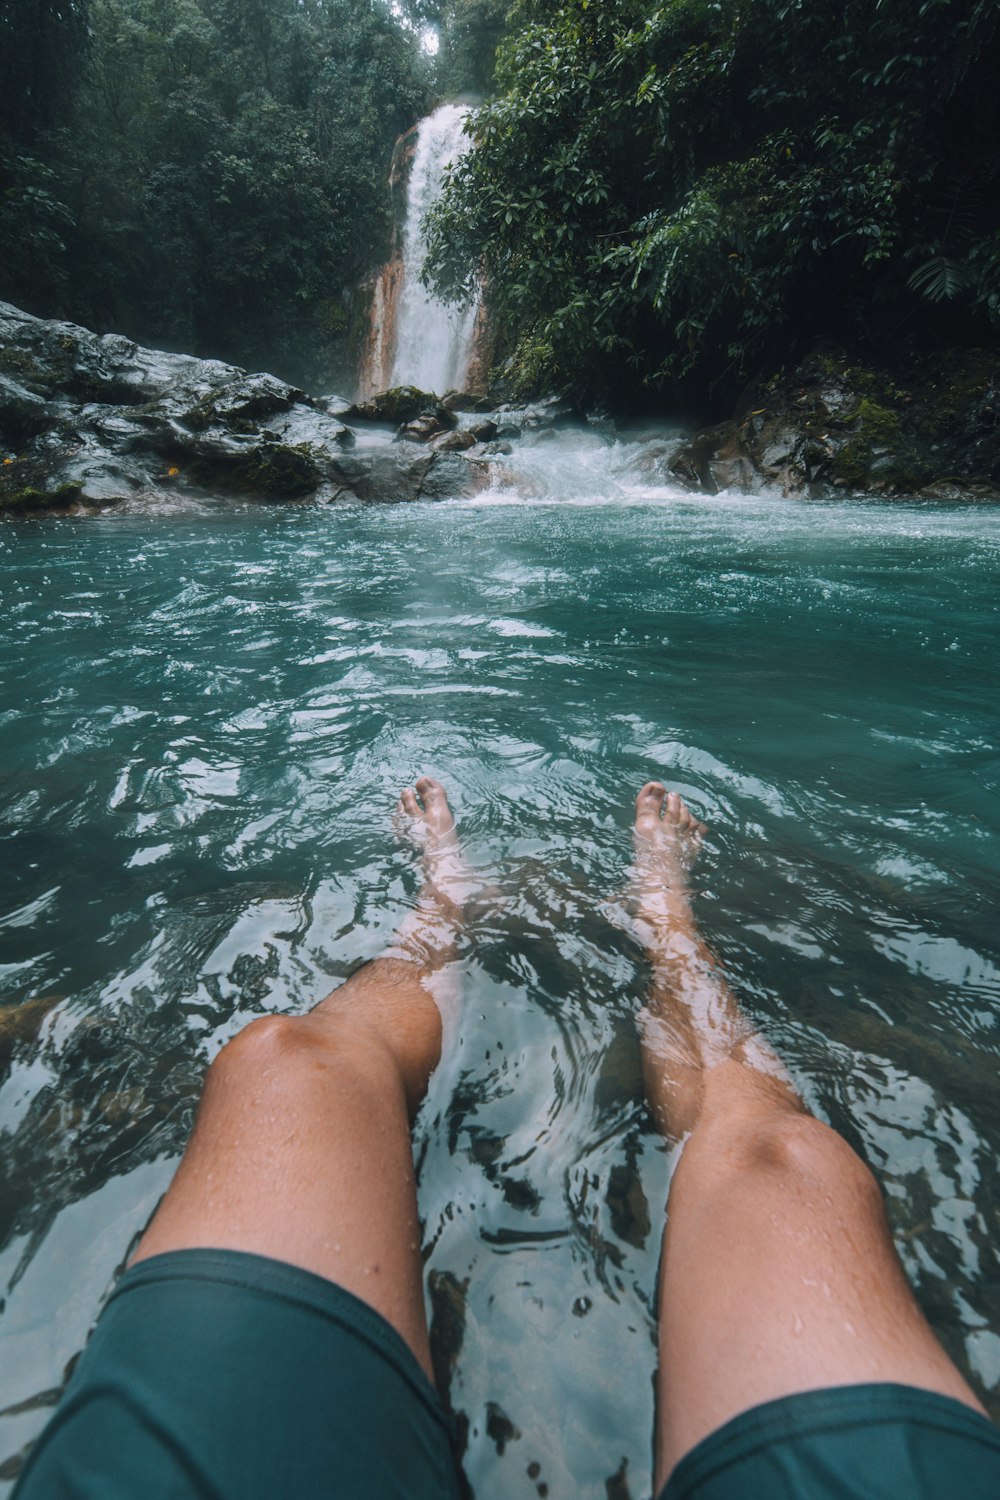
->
[[655, 1074, 985, 1482], [133, 998, 436, 1376]]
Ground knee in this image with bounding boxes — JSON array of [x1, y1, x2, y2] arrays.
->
[[209, 1013, 334, 1093], [741, 1112, 883, 1212]]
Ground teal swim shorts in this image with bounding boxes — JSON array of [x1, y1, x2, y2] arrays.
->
[[13, 1248, 463, 1500], [13, 1247, 1000, 1499], [660, 1380, 1000, 1500]]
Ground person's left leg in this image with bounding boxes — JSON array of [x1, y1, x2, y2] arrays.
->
[[132, 775, 467, 1380]]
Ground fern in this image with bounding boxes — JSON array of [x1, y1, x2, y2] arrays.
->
[[906, 254, 976, 302]]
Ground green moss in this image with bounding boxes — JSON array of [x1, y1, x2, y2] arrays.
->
[[831, 396, 915, 489], [321, 298, 349, 339], [188, 442, 320, 498], [856, 397, 902, 447], [0, 481, 84, 513], [246, 443, 320, 496], [831, 440, 868, 488]]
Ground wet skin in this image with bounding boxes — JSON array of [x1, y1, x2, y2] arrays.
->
[[132, 776, 987, 1483]]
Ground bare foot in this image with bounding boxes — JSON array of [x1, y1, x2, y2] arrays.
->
[[630, 783, 790, 1114], [394, 776, 474, 946], [634, 782, 706, 873], [398, 774, 458, 855], [631, 783, 706, 944]]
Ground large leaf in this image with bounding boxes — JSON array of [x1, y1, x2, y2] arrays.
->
[[906, 254, 976, 302]]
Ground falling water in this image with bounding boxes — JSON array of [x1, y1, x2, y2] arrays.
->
[[390, 103, 481, 395]]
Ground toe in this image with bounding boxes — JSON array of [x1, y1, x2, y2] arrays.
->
[[635, 781, 667, 819], [400, 786, 420, 817], [415, 775, 449, 813]]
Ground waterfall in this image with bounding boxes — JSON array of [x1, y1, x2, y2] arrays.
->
[[361, 104, 481, 399], [392, 104, 480, 394]]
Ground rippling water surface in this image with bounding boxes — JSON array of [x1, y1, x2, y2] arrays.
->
[[1, 432, 999, 1496]]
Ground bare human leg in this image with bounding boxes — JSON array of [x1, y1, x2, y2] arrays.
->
[[631, 782, 986, 1492], [132, 775, 467, 1383]]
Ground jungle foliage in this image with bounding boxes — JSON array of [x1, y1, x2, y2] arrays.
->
[[425, 0, 1000, 408], [0, 0, 436, 384]]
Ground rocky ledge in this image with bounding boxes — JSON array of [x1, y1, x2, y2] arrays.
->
[[668, 348, 1000, 500], [0, 304, 492, 514]]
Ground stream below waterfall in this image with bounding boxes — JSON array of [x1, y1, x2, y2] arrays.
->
[[1, 427, 999, 1497]]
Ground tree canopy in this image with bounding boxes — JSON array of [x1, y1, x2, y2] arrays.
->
[[5, 0, 998, 404], [425, 0, 1000, 408], [0, 0, 434, 384]]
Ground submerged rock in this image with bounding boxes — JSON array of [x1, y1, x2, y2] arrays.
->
[[0, 305, 486, 513]]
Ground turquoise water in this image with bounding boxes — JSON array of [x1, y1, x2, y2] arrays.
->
[[1, 442, 999, 1495]]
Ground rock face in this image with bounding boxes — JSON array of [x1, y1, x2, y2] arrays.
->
[[0, 304, 490, 514], [8, 306, 993, 512], [668, 349, 1000, 499]]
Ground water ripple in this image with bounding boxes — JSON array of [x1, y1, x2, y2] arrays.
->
[[1, 491, 999, 1493]]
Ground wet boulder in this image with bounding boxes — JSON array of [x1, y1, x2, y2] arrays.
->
[[179, 372, 302, 432], [318, 448, 487, 504], [441, 390, 497, 414], [343, 385, 456, 430], [0, 302, 238, 409], [0, 303, 488, 512], [669, 348, 1000, 499], [430, 428, 478, 453], [0, 372, 59, 448], [493, 396, 578, 440], [398, 412, 452, 443]]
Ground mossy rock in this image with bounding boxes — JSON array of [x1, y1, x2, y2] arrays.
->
[[831, 397, 927, 492], [344, 386, 456, 428], [188, 441, 321, 498], [0, 481, 85, 513]]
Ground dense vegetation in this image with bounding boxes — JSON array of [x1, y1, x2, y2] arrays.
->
[[426, 0, 1000, 409], [0, 0, 436, 384], [4, 0, 998, 407]]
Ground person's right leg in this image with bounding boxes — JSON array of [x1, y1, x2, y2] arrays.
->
[[630, 783, 988, 1492]]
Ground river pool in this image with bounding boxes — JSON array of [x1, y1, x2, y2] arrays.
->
[[1, 429, 998, 1496]]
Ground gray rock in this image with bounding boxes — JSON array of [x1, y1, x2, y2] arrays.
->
[[431, 428, 478, 453], [494, 396, 577, 439], [441, 390, 496, 414], [398, 413, 451, 443], [671, 350, 1000, 499], [342, 386, 456, 429], [0, 303, 484, 513], [0, 372, 57, 445], [324, 448, 484, 504]]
